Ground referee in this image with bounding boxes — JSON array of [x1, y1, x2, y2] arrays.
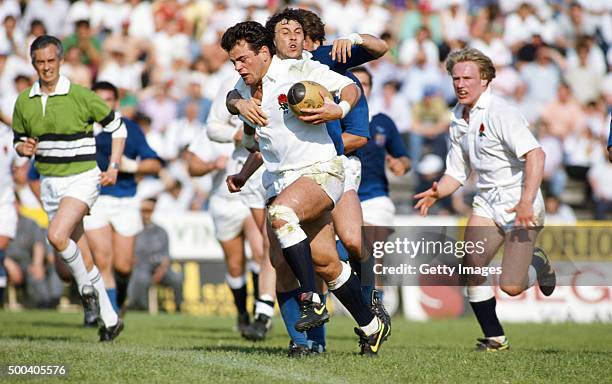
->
[[13, 35, 125, 341]]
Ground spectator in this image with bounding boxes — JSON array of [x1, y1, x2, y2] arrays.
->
[[22, 0, 69, 37], [401, 48, 445, 104], [128, 198, 183, 311], [0, 15, 25, 58], [0, 0, 19, 24], [165, 101, 205, 160], [139, 83, 178, 134], [503, 2, 543, 52], [539, 82, 587, 140], [62, 19, 102, 70], [399, 26, 439, 68], [176, 74, 212, 124], [155, 178, 193, 213], [97, 44, 144, 94], [5, 207, 63, 308], [555, 1, 597, 50], [587, 154, 612, 220], [440, 0, 470, 48], [539, 131, 567, 199], [368, 80, 412, 144], [519, 46, 561, 112], [410, 86, 450, 162], [64, 0, 102, 35], [544, 194, 577, 224], [564, 41, 605, 105], [61, 45, 92, 87]]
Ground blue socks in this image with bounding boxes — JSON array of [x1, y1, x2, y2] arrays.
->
[[277, 289, 308, 346], [106, 288, 119, 312], [306, 293, 327, 349]]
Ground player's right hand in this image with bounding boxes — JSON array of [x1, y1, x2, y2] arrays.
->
[[237, 98, 268, 127], [16, 137, 38, 157], [226, 173, 247, 193], [413, 181, 440, 216], [331, 38, 353, 63]]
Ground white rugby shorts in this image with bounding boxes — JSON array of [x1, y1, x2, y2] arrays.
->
[[341, 155, 362, 193], [0, 202, 17, 238], [240, 165, 266, 210], [83, 195, 143, 236], [40, 167, 101, 221], [209, 194, 251, 241], [361, 195, 395, 227], [263, 156, 345, 205], [472, 185, 545, 230]]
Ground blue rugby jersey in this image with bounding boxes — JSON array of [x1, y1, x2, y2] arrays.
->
[[311, 45, 373, 155], [96, 119, 161, 198], [357, 113, 408, 202]]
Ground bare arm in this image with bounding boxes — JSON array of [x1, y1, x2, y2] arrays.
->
[[386, 155, 411, 176], [331, 33, 389, 63], [187, 151, 226, 177], [520, 148, 545, 204], [137, 158, 162, 174], [342, 132, 368, 153], [100, 137, 125, 186], [226, 89, 268, 127], [357, 34, 389, 59], [507, 148, 545, 228], [413, 174, 463, 216], [299, 83, 361, 125], [226, 152, 263, 193]]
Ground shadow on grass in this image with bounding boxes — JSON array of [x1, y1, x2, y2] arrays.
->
[[31, 321, 85, 329], [157, 325, 233, 334], [2, 334, 77, 342], [180, 344, 288, 356]]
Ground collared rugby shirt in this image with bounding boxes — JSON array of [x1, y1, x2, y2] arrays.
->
[[445, 87, 541, 189], [12, 75, 123, 177]]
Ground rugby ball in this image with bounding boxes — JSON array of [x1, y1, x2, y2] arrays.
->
[[287, 81, 332, 116]]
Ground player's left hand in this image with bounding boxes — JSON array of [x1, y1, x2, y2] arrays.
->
[[299, 93, 342, 125], [331, 38, 353, 63], [506, 200, 536, 228], [99, 168, 119, 186]]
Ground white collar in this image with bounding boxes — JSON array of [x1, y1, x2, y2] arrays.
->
[[29, 75, 71, 98], [264, 54, 311, 83], [450, 86, 492, 124]]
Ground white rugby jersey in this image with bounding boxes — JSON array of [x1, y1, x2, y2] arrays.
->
[[234, 55, 354, 173], [445, 87, 541, 189], [188, 130, 240, 200], [0, 123, 17, 205], [206, 73, 250, 164]]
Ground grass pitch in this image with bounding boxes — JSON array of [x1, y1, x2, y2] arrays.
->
[[1, 310, 611, 383]]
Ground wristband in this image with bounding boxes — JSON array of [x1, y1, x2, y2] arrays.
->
[[338, 100, 351, 118], [109, 162, 120, 170], [345, 33, 364, 45], [242, 133, 256, 150]]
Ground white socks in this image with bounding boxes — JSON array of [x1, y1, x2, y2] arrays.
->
[[58, 240, 90, 293], [255, 294, 275, 317], [527, 265, 537, 288], [360, 315, 381, 336], [88, 266, 118, 327]]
